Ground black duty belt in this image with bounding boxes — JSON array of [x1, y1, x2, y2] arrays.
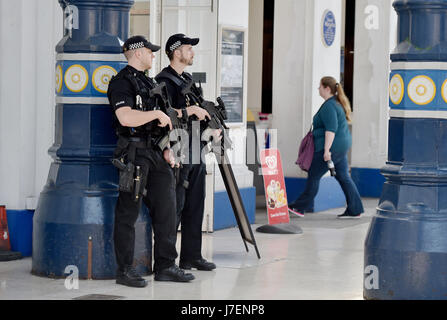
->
[[117, 135, 153, 163], [128, 136, 153, 149]]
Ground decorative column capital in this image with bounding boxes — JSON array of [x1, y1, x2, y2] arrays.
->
[[57, 0, 135, 53], [393, 0, 447, 61], [59, 0, 134, 8]]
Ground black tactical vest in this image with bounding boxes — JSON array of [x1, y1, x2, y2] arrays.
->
[[110, 66, 164, 139], [155, 68, 196, 107]]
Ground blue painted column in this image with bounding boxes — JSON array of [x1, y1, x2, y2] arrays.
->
[[32, 0, 152, 279], [364, 0, 447, 299]]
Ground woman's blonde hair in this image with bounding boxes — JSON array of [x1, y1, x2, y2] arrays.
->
[[321, 76, 352, 123]]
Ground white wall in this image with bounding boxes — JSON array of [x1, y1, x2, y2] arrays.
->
[[0, 0, 62, 210], [219, 0, 249, 28], [351, 0, 395, 169], [272, 0, 342, 178], [312, 1, 342, 114], [272, 0, 313, 178], [213, 0, 253, 192], [247, 0, 263, 114]]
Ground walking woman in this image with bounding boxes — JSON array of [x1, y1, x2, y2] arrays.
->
[[289, 76, 364, 219]]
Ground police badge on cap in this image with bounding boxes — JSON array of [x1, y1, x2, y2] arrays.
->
[[123, 35, 161, 53], [165, 34, 200, 55]]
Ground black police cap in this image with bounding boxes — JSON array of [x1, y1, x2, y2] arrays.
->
[[123, 35, 161, 53], [165, 34, 200, 55]]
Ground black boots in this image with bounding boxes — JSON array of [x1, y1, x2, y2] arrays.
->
[[154, 265, 195, 282], [116, 262, 210, 286], [116, 266, 148, 288], [180, 258, 216, 271]]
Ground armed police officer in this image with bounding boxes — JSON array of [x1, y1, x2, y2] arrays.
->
[[156, 34, 217, 272], [107, 35, 195, 288]]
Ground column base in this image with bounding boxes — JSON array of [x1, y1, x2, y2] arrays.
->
[[32, 187, 152, 280]]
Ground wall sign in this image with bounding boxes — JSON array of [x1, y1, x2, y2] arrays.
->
[[219, 27, 245, 123], [322, 10, 336, 47]]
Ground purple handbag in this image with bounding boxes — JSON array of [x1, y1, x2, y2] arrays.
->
[[296, 127, 314, 172]]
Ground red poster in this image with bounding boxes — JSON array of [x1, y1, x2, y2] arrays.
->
[[260, 149, 290, 225]]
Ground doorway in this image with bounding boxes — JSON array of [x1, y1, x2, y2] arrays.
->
[[342, 0, 355, 109], [261, 0, 274, 115]]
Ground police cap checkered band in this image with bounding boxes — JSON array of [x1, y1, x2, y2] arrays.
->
[[165, 34, 200, 56], [170, 41, 182, 52], [123, 35, 161, 53], [128, 42, 145, 50]]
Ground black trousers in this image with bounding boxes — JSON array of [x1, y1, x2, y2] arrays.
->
[[176, 163, 206, 262], [114, 149, 178, 273]]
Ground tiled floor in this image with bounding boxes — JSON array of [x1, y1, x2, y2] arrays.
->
[[0, 198, 378, 300]]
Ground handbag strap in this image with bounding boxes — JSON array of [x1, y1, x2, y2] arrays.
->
[[308, 124, 313, 133]]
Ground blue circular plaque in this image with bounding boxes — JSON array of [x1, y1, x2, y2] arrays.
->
[[322, 10, 336, 47]]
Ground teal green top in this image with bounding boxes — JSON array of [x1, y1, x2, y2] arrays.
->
[[312, 96, 352, 154]]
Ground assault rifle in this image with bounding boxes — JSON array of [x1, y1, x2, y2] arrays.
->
[[181, 81, 261, 259], [181, 82, 233, 155], [149, 82, 188, 157]]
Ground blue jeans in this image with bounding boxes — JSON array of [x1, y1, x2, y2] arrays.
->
[[290, 151, 364, 215]]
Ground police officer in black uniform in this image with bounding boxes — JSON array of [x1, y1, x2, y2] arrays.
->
[[107, 35, 195, 288], [156, 34, 217, 272]]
